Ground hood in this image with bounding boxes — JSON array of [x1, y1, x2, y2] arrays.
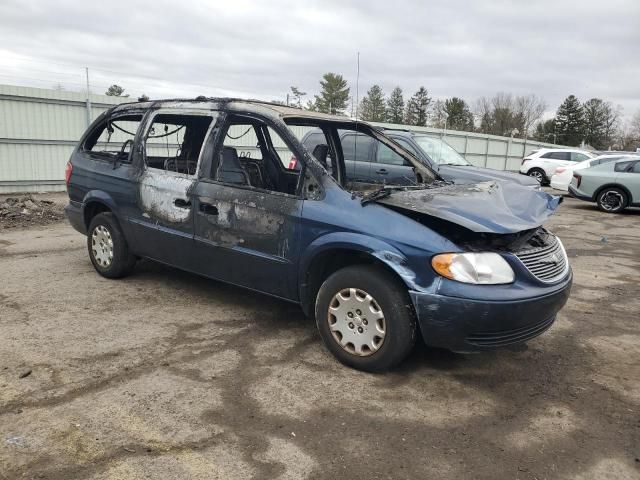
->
[[375, 181, 561, 234], [438, 165, 539, 187]]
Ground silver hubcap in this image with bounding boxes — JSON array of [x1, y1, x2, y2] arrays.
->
[[328, 288, 386, 357], [600, 191, 623, 211], [91, 225, 114, 268]]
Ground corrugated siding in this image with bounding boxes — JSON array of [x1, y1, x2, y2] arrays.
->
[[0, 84, 129, 193], [0, 84, 567, 193]]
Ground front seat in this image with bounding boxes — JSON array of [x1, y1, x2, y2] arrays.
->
[[312, 144, 330, 169], [217, 147, 250, 185]]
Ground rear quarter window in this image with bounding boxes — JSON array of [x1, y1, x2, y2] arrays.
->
[[83, 115, 143, 162], [614, 161, 633, 172]]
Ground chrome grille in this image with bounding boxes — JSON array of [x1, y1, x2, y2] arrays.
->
[[515, 234, 569, 283]]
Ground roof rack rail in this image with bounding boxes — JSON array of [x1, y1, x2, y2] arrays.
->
[[380, 126, 412, 132]]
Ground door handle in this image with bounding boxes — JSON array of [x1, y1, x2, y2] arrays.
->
[[174, 198, 191, 208], [200, 202, 219, 215], [375, 168, 388, 174]]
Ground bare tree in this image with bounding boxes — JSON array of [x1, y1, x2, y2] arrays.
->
[[603, 103, 622, 148], [618, 109, 640, 151], [514, 94, 547, 138], [490, 92, 516, 136], [430, 100, 447, 128], [475, 97, 493, 133], [475, 93, 545, 138]]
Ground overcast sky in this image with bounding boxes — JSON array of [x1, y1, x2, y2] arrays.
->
[[1, 0, 639, 120]]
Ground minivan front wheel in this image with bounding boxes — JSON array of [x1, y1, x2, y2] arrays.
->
[[315, 265, 416, 371], [87, 212, 136, 278]]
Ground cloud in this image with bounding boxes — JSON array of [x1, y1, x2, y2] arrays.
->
[[0, 0, 638, 117]]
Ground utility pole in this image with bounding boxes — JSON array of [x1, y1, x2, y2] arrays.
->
[[85, 67, 92, 127]]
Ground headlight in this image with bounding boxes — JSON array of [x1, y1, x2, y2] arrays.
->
[[431, 252, 515, 284]]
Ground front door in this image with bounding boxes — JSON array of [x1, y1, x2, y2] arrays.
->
[[191, 114, 304, 300], [372, 141, 416, 184]]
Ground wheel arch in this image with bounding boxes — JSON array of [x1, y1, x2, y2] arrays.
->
[[527, 166, 547, 177], [299, 234, 417, 317], [593, 183, 633, 204], [82, 190, 119, 229]]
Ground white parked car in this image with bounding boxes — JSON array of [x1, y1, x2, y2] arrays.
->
[[519, 148, 596, 185], [550, 154, 635, 192]]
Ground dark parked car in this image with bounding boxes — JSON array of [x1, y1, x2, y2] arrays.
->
[[301, 128, 540, 188], [65, 98, 572, 371]]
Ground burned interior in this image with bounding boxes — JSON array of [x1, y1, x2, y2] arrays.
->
[[144, 113, 214, 175], [284, 116, 439, 193], [83, 113, 143, 162], [213, 114, 302, 196]]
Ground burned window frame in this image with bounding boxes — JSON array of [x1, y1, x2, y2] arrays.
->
[[140, 108, 218, 178], [82, 112, 144, 163], [284, 117, 439, 188], [202, 111, 310, 199]]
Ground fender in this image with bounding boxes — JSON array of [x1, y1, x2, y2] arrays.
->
[[82, 190, 121, 220], [594, 183, 634, 204], [298, 231, 426, 314]]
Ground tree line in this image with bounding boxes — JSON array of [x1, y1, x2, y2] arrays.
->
[[102, 77, 640, 151], [283, 73, 640, 151]]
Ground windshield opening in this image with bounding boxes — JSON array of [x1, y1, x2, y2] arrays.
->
[[413, 136, 470, 166], [288, 119, 439, 192]]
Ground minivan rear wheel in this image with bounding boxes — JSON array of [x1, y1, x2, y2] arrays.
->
[[87, 212, 136, 278], [315, 265, 416, 372]]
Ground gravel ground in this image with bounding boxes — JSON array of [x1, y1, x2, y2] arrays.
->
[[0, 194, 639, 479], [0, 193, 67, 230]]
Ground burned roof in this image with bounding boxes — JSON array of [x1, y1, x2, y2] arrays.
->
[[110, 96, 363, 124]]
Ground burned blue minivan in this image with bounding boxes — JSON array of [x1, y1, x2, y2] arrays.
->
[[65, 98, 572, 371]]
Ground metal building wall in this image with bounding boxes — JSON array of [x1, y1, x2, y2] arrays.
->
[[0, 85, 129, 193], [0, 84, 565, 194]]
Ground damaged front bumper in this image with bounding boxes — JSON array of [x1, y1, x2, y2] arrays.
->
[[409, 270, 572, 352]]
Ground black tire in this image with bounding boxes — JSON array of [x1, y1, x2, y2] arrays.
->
[[527, 168, 548, 185], [596, 187, 628, 213], [87, 212, 136, 278], [314, 264, 416, 372]]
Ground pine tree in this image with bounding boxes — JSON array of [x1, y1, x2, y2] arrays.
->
[[405, 87, 431, 126], [359, 85, 386, 122], [105, 84, 128, 97], [582, 98, 619, 149], [555, 95, 584, 146], [313, 73, 350, 115], [386, 87, 404, 124], [289, 86, 306, 108], [443, 97, 474, 131], [534, 119, 556, 143]]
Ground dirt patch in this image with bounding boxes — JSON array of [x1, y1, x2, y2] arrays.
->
[[0, 193, 67, 229]]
